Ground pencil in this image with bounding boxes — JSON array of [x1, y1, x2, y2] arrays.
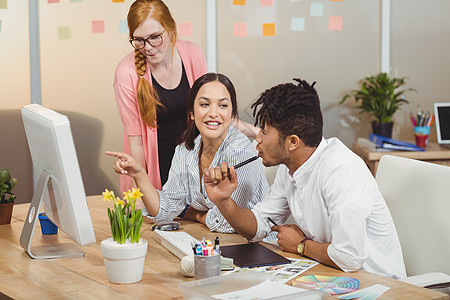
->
[[267, 217, 278, 226], [228, 155, 259, 172]]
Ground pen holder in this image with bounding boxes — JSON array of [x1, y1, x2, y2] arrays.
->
[[414, 126, 431, 148], [194, 252, 221, 280], [38, 213, 58, 235]]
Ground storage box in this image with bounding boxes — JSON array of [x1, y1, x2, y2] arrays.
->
[[178, 271, 327, 299]]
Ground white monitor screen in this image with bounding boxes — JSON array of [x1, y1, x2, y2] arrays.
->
[[434, 102, 450, 145], [20, 104, 96, 259]]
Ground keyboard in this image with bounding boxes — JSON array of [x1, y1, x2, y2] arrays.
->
[[153, 230, 199, 259]]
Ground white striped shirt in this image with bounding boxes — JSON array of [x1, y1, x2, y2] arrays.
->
[[143, 126, 269, 233]]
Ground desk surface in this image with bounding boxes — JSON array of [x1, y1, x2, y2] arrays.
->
[[353, 141, 450, 161], [0, 196, 448, 300], [352, 141, 450, 176]]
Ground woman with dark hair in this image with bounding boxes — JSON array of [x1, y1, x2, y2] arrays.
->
[[107, 73, 268, 233]]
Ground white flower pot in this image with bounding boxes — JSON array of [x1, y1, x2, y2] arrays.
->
[[100, 238, 148, 284]]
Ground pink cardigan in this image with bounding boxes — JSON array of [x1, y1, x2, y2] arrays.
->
[[114, 40, 208, 193]]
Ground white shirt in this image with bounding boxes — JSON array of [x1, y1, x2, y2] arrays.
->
[[251, 137, 406, 279], [144, 126, 269, 233]]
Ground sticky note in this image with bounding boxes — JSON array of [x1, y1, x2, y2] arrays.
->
[[262, 23, 276, 36], [309, 2, 324, 17], [92, 20, 105, 33], [233, 23, 247, 37], [0, 0, 7, 9], [291, 17, 305, 32], [48, 0, 60, 3], [112, 0, 125, 2], [119, 20, 128, 34], [178, 22, 193, 37], [58, 26, 71, 40], [260, 0, 273, 6], [328, 16, 343, 31], [233, 0, 246, 5]]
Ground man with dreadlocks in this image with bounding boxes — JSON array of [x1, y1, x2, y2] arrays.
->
[[203, 78, 406, 279]]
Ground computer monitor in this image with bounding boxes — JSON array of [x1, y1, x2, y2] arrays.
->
[[434, 102, 450, 146], [20, 104, 96, 259]]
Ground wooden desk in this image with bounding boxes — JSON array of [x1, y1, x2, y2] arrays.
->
[[353, 141, 450, 176], [0, 196, 448, 300]]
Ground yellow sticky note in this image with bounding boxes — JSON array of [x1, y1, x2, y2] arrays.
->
[[262, 23, 276, 36], [233, 23, 247, 37], [112, 0, 125, 2], [328, 16, 343, 31], [233, 0, 246, 5], [92, 20, 105, 33], [58, 26, 71, 40], [260, 0, 273, 6], [0, 0, 7, 9], [178, 22, 193, 37]]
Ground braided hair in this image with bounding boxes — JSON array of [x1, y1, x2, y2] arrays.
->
[[127, 0, 178, 127], [251, 78, 323, 147]]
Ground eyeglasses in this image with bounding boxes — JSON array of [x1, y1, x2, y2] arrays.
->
[[129, 30, 165, 50]]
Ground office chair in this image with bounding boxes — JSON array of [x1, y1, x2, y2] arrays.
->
[[376, 155, 450, 294]]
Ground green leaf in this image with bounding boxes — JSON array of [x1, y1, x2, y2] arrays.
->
[[10, 178, 17, 191], [104, 189, 145, 244], [340, 72, 414, 124]]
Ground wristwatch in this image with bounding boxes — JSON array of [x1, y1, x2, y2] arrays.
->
[[297, 237, 310, 257]]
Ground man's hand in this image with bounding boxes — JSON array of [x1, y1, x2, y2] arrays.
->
[[271, 224, 306, 253], [203, 161, 238, 204]]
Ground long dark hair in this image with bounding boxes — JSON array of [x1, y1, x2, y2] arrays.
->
[[179, 73, 238, 150]]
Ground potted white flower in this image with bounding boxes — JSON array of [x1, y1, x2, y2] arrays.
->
[[100, 188, 148, 284]]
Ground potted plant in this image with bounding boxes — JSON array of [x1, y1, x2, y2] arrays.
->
[[100, 188, 148, 284], [340, 72, 414, 138], [0, 168, 18, 225]]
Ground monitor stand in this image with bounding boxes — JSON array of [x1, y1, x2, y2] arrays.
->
[[19, 170, 85, 259]]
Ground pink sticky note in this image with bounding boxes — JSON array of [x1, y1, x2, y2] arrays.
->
[[178, 22, 193, 37], [233, 0, 246, 5], [233, 23, 247, 37], [92, 20, 105, 33], [262, 23, 276, 36], [328, 16, 343, 31], [48, 0, 60, 3], [260, 0, 273, 6]]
